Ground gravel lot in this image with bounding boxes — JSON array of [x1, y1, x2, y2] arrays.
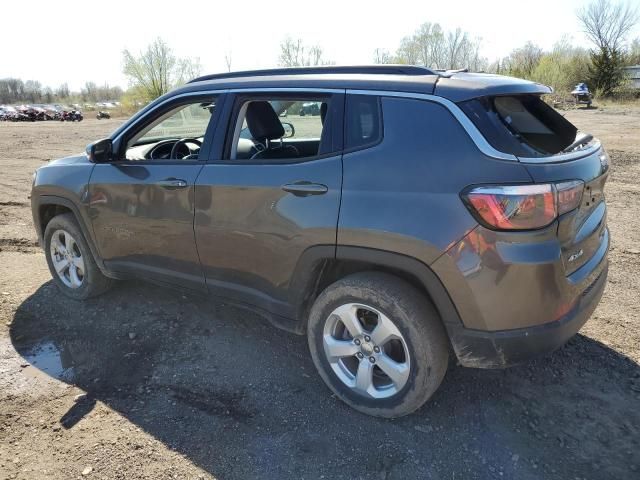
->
[[0, 108, 639, 480]]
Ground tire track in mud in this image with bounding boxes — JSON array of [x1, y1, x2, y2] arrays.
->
[[0, 238, 39, 253]]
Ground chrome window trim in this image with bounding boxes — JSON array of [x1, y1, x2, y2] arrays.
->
[[114, 86, 600, 165]]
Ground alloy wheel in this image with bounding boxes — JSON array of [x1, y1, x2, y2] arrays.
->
[[50, 229, 85, 289], [322, 303, 411, 399]]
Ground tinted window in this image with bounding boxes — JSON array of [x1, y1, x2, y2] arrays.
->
[[460, 95, 578, 157], [345, 95, 382, 150]]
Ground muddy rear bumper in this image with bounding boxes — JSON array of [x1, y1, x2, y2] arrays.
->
[[448, 262, 608, 368]]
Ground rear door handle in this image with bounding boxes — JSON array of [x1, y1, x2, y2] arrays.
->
[[282, 182, 328, 196], [155, 178, 188, 189]]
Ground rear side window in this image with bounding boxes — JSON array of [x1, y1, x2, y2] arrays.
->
[[345, 95, 382, 151], [460, 95, 578, 157]]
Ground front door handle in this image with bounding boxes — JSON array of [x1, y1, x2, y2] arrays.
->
[[155, 178, 188, 189], [282, 182, 328, 197]]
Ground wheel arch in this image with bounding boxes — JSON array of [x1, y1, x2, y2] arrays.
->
[[290, 245, 464, 336], [34, 195, 108, 275]]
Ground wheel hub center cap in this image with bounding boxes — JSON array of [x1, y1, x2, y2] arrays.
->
[[360, 342, 374, 356]]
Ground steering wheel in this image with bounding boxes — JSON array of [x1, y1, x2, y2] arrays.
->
[[170, 138, 202, 159]]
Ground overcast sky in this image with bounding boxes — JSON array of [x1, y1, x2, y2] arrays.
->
[[2, 0, 639, 90]]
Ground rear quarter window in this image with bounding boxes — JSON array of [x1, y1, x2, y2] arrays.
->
[[460, 95, 578, 157], [345, 95, 382, 151]]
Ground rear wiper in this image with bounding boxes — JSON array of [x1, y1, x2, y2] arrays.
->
[[562, 133, 593, 153]]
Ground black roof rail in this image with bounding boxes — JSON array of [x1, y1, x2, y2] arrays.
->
[[188, 65, 437, 83]]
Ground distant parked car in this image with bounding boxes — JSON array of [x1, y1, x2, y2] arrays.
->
[[299, 101, 321, 116]]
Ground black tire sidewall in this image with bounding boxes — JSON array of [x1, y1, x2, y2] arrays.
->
[[307, 273, 448, 417], [44, 214, 106, 300]]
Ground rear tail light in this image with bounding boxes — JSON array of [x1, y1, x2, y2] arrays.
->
[[463, 181, 584, 231], [556, 180, 584, 215]]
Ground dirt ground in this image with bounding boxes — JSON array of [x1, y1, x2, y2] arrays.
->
[[0, 108, 639, 480]]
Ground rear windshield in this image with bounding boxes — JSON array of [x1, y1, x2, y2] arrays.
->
[[459, 95, 578, 157]]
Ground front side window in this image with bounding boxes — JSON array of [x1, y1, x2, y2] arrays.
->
[[229, 97, 330, 161], [125, 98, 217, 161]]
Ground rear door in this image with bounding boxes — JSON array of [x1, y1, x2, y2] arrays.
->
[[194, 90, 344, 318]]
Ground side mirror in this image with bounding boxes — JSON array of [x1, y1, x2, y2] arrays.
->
[[281, 122, 295, 139], [86, 138, 112, 163]]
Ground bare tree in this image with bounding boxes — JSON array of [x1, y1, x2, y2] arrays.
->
[[82, 81, 97, 101], [396, 36, 421, 65], [578, 0, 638, 51], [278, 37, 330, 67], [373, 48, 394, 64], [446, 28, 466, 69], [392, 22, 487, 70], [503, 42, 544, 77], [414, 22, 446, 68], [279, 38, 303, 67], [224, 50, 233, 72], [123, 37, 201, 101], [54, 82, 69, 100], [176, 57, 202, 84], [460, 36, 488, 72], [308, 46, 324, 66]]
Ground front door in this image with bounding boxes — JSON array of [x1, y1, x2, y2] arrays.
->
[[89, 95, 221, 291], [195, 92, 344, 316]]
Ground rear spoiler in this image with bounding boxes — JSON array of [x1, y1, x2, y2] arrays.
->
[[435, 73, 552, 103], [517, 139, 602, 164]]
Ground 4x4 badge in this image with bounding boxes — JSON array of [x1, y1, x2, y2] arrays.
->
[[568, 249, 584, 262]]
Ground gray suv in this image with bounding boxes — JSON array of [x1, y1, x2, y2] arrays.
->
[[31, 66, 609, 417]]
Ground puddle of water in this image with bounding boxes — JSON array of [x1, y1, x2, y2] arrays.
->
[[22, 341, 76, 381]]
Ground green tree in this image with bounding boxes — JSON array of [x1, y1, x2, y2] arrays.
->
[[122, 38, 201, 101], [530, 38, 591, 92], [588, 48, 626, 95]]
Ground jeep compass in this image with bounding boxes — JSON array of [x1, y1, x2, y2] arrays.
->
[[31, 65, 609, 417]]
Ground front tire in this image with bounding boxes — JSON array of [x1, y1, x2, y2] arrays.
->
[[44, 213, 113, 299], [307, 272, 449, 418]]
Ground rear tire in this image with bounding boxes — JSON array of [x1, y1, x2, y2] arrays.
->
[[307, 272, 449, 418], [44, 213, 113, 300]]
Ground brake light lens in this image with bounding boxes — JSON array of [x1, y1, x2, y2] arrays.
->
[[464, 181, 584, 231], [556, 180, 584, 215]]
